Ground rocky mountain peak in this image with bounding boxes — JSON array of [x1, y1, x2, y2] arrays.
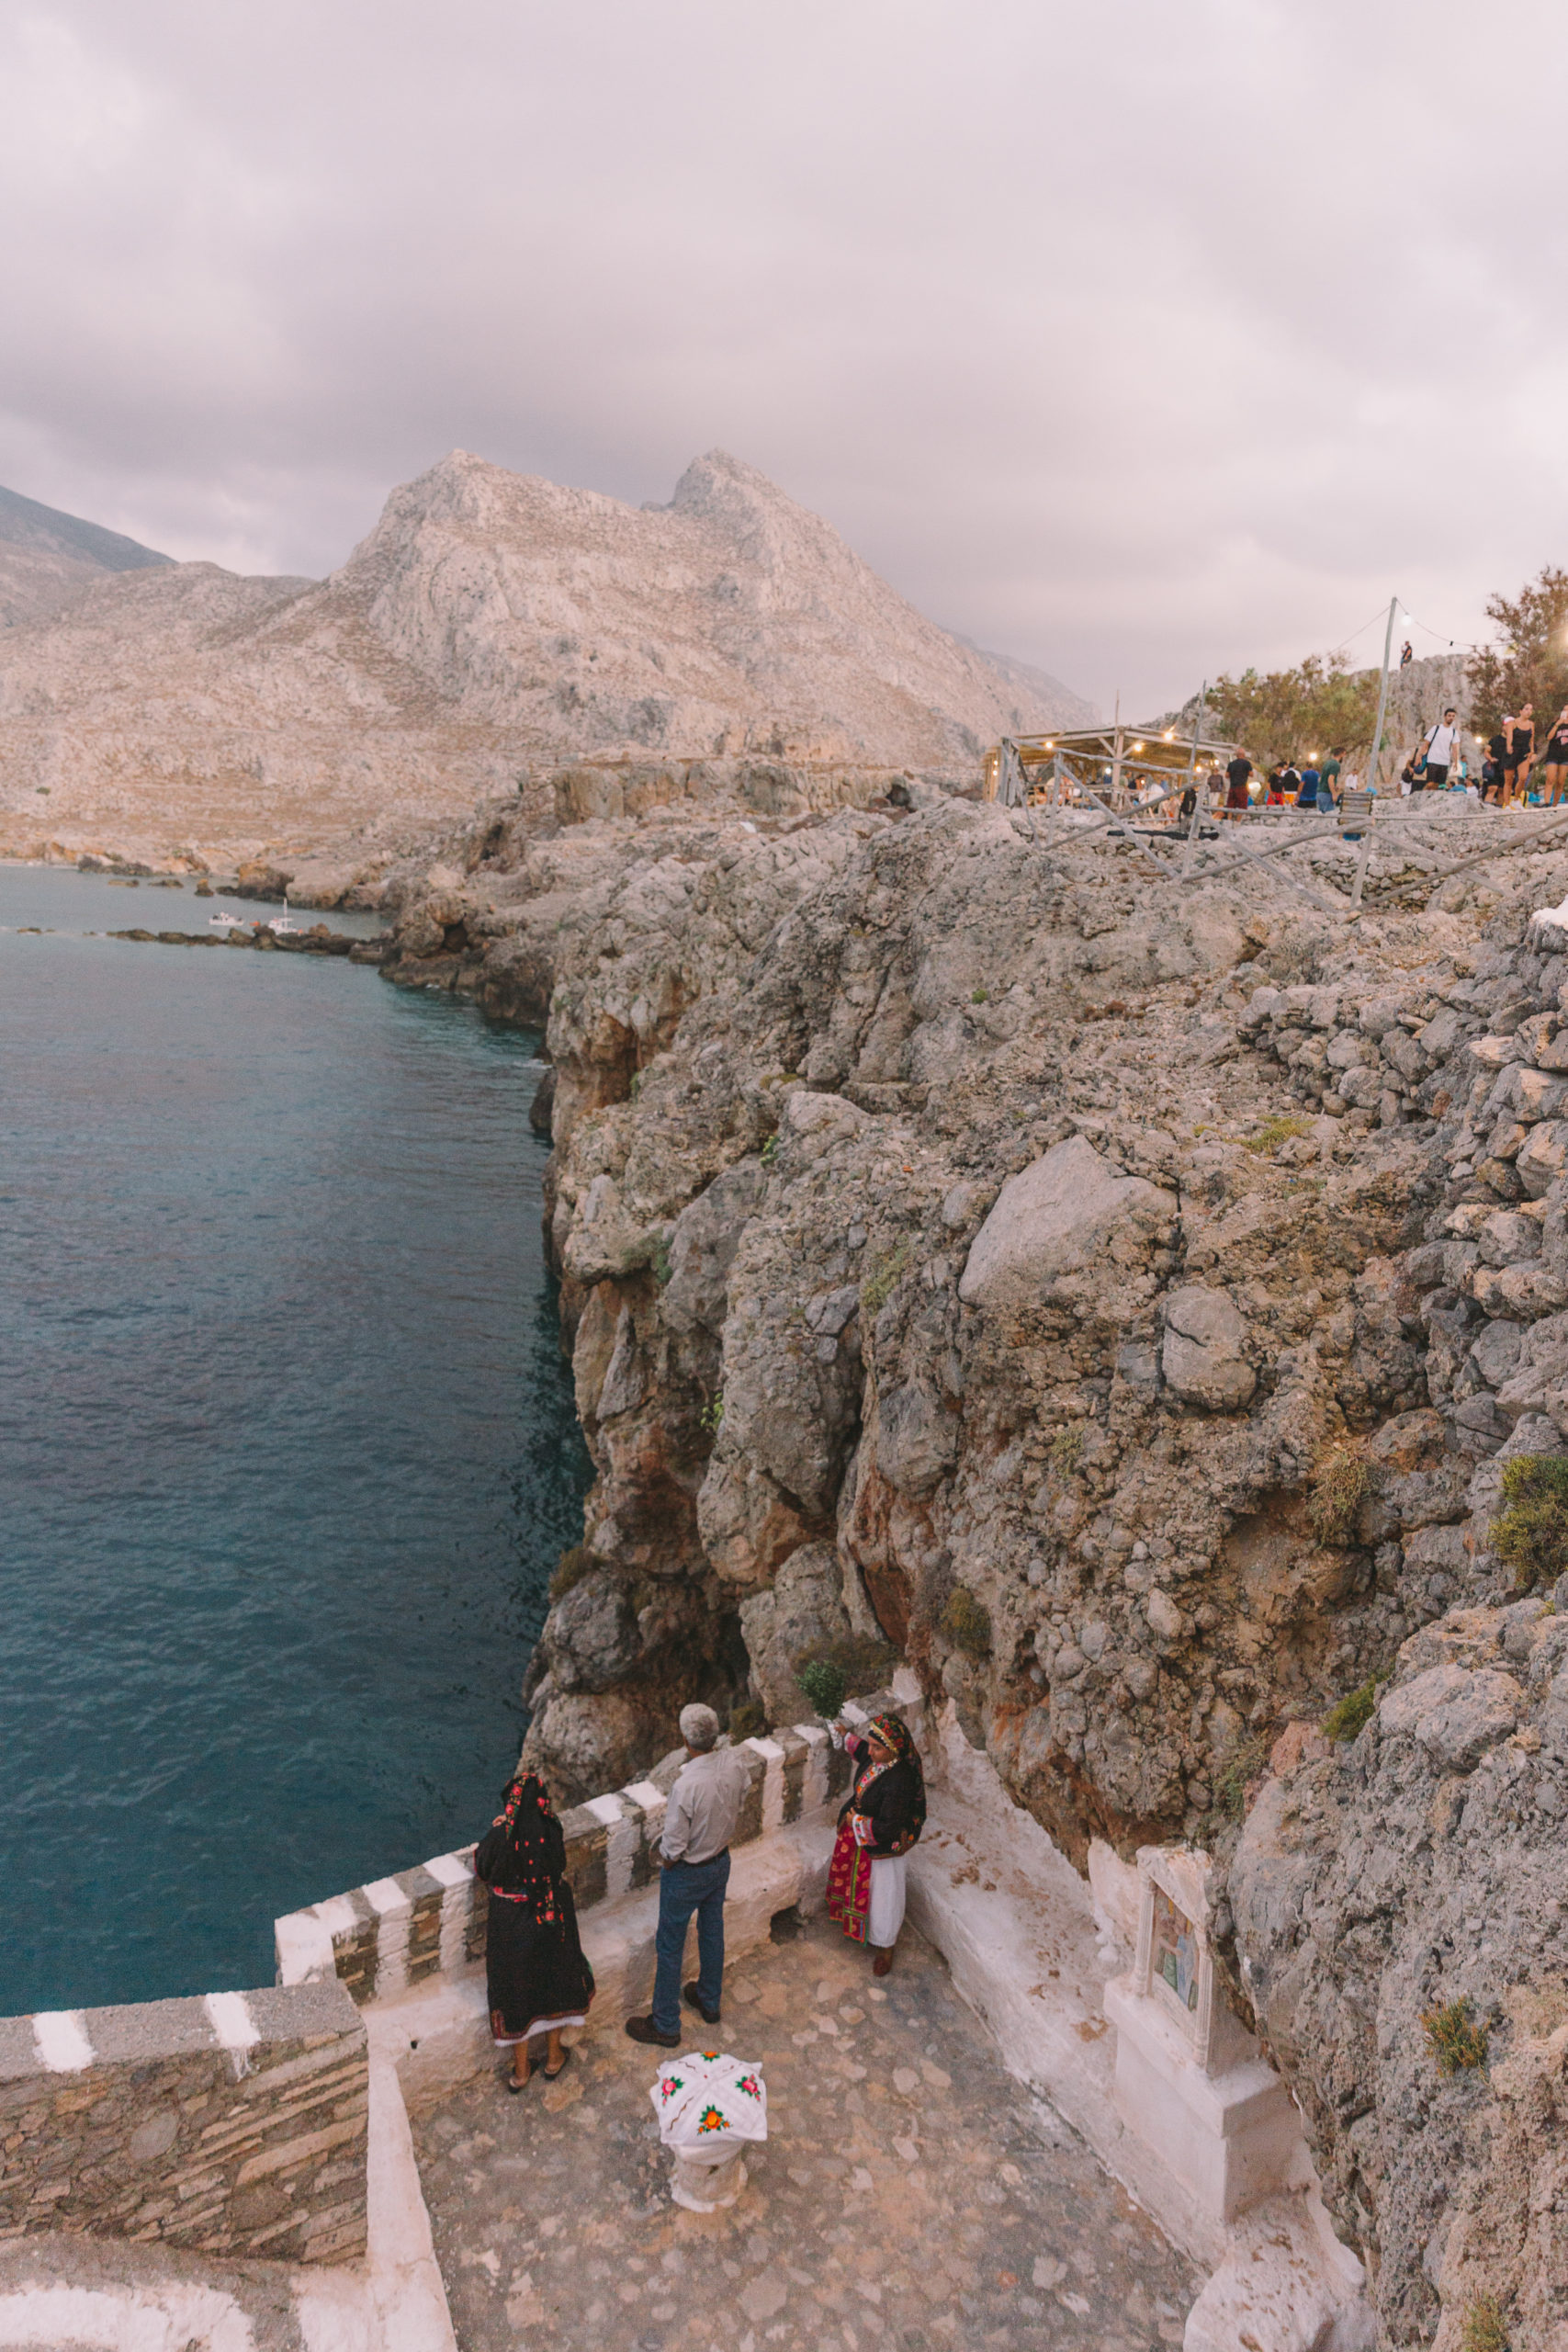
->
[[0, 449, 1093, 862]]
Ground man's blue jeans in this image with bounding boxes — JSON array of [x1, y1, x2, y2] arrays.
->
[[651, 1851, 730, 2035]]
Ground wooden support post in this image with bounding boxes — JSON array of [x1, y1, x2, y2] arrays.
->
[[1366, 596, 1397, 799], [1179, 683, 1208, 878]]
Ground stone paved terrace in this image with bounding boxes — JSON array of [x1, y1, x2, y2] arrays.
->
[[412, 1908, 1198, 2352]]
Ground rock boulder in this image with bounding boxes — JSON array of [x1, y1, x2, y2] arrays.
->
[[1160, 1283, 1256, 1410], [957, 1135, 1177, 1314], [736, 1542, 854, 1724], [1377, 1661, 1523, 1772]]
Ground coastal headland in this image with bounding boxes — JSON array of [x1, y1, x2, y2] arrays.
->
[[4, 463, 1565, 2348], [364, 767, 1568, 2349]]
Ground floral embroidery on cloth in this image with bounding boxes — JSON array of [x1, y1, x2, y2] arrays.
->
[[649, 2049, 768, 2155]]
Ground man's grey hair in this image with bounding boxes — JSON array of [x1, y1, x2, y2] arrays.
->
[[679, 1702, 720, 1752]]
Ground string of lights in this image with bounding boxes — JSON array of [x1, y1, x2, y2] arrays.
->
[[1327, 602, 1484, 659]]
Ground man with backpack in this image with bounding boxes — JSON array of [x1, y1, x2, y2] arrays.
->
[[1417, 708, 1461, 792]]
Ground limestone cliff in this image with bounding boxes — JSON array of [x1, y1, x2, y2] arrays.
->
[[0, 451, 1089, 867], [380, 778, 1568, 2344]]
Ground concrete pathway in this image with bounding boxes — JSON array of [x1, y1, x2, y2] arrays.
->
[[412, 1909, 1197, 2352]]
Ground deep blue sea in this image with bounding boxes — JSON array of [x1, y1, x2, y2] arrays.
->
[[0, 867, 589, 2014]]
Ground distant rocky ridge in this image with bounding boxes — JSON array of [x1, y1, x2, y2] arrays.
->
[[0, 483, 171, 632], [0, 450, 1093, 867]]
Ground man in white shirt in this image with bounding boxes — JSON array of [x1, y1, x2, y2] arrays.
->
[[1419, 710, 1461, 792], [626, 1704, 750, 2048]]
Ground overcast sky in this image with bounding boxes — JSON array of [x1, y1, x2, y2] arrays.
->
[[4, 0, 1563, 715]]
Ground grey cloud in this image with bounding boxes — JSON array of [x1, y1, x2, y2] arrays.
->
[[1, 0, 1562, 715]]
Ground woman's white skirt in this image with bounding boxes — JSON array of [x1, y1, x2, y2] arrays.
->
[[866, 1853, 908, 1949]]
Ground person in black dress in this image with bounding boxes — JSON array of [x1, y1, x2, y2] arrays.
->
[[1503, 707, 1535, 807], [1540, 707, 1568, 806], [475, 1771, 594, 2090], [824, 1713, 926, 1976]]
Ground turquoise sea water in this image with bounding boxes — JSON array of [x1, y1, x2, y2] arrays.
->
[[0, 868, 589, 2014]]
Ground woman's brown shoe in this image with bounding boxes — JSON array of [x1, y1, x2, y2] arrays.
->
[[873, 1949, 893, 1977]]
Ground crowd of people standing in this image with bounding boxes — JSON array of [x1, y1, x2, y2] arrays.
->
[[1475, 704, 1568, 807], [1111, 697, 1568, 821], [473, 1701, 928, 2087]]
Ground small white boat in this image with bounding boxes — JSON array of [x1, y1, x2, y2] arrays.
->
[[208, 909, 247, 929], [266, 895, 300, 935]]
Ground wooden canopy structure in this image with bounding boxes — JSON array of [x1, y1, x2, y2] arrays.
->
[[984, 720, 1237, 808]]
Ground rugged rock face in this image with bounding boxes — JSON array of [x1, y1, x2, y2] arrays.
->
[[380, 776, 1568, 2341], [1233, 1593, 1568, 2350], [0, 449, 1089, 866]]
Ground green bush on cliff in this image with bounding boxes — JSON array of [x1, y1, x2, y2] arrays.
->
[[728, 1698, 767, 1741], [941, 1585, 991, 1658], [1320, 1674, 1386, 1743], [1490, 1453, 1568, 1590]]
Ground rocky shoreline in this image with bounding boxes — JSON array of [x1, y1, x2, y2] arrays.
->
[[107, 922, 382, 960], [358, 764, 1568, 2346]]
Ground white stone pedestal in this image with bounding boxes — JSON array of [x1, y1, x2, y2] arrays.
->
[[1104, 1972, 1301, 2223], [1102, 1844, 1303, 2224], [670, 2148, 749, 2212]]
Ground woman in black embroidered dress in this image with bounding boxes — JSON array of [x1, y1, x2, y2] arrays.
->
[[824, 1713, 926, 1975], [474, 1772, 595, 2090]]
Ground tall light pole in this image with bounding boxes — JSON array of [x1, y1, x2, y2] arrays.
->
[[1366, 595, 1398, 795]]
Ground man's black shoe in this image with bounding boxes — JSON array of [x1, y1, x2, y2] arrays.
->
[[682, 1982, 721, 2026], [625, 2015, 681, 2048]]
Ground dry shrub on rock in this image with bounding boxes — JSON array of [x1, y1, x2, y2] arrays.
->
[[1421, 1996, 1489, 2077], [940, 1586, 992, 1659], [1490, 1453, 1568, 1590], [1460, 2290, 1510, 2352], [548, 1544, 595, 1600], [1306, 1445, 1371, 1545]]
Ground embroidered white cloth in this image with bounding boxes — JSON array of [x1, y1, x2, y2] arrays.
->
[[649, 2050, 768, 2154]]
